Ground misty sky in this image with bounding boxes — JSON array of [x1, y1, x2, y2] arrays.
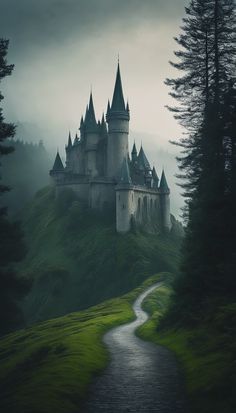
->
[[0, 0, 187, 216]]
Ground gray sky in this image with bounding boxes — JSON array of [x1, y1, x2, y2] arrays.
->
[[0, 0, 187, 216]]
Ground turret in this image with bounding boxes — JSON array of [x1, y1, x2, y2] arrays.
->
[[138, 146, 152, 187], [152, 167, 159, 189], [84, 92, 99, 176], [159, 169, 171, 231], [131, 142, 138, 163], [106, 62, 130, 180], [50, 151, 65, 184], [116, 157, 134, 233]]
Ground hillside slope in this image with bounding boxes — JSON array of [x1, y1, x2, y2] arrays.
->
[[0, 273, 168, 413], [20, 187, 182, 324]]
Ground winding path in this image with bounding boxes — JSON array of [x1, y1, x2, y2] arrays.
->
[[83, 284, 187, 412]]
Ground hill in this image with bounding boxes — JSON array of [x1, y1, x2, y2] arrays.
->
[[20, 186, 182, 324], [0, 273, 169, 413]]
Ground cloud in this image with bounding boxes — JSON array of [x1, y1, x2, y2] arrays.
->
[[0, 0, 186, 56]]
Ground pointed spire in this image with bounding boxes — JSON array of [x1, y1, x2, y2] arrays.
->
[[84, 92, 99, 133], [159, 169, 169, 192], [111, 62, 126, 112], [106, 100, 110, 115], [138, 146, 151, 170], [88, 92, 96, 123], [52, 151, 64, 171], [67, 132, 72, 149], [131, 142, 137, 156], [152, 167, 159, 188], [119, 157, 132, 185]]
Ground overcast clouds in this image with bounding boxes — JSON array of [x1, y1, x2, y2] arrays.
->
[[0, 0, 187, 215]]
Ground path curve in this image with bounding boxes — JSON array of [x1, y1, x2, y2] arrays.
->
[[83, 283, 186, 412]]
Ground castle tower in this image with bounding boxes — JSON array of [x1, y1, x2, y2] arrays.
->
[[116, 157, 134, 233], [50, 151, 65, 184], [159, 169, 171, 231], [84, 93, 99, 177], [106, 63, 130, 180]]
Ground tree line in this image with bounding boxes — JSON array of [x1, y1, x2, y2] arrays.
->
[[166, 0, 236, 322]]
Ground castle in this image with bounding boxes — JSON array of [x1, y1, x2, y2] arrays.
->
[[50, 63, 171, 233]]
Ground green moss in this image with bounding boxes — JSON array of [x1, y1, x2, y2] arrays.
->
[[137, 284, 236, 413], [0, 273, 167, 413], [20, 187, 182, 323]]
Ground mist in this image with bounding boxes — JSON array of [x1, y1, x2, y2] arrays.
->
[[0, 0, 187, 217]]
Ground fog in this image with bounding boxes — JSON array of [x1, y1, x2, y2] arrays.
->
[[0, 0, 187, 217]]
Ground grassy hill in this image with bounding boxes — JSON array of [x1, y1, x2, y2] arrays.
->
[[0, 273, 167, 413], [137, 287, 236, 413], [20, 186, 182, 324]]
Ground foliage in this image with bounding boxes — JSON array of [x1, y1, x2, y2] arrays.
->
[[0, 39, 30, 336], [20, 186, 182, 324], [0, 273, 165, 413], [166, 0, 236, 320], [137, 285, 236, 413]]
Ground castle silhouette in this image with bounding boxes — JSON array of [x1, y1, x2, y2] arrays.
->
[[50, 63, 171, 233]]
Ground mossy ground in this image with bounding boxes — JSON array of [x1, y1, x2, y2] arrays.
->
[[0, 273, 167, 413], [20, 186, 182, 323], [137, 286, 236, 413]]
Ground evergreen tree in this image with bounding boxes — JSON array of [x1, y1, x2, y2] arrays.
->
[[0, 39, 30, 335], [166, 0, 236, 321]]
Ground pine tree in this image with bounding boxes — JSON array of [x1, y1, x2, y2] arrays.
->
[[0, 39, 30, 335], [166, 0, 236, 321]]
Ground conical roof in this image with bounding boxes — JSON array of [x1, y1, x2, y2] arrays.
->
[[131, 142, 137, 156], [67, 132, 72, 149], [84, 93, 99, 133], [152, 167, 159, 188], [111, 62, 126, 112], [159, 170, 169, 192], [138, 146, 151, 170], [52, 152, 64, 171], [119, 157, 132, 185]]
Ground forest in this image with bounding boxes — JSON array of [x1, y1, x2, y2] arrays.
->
[[0, 0, 235, 412]]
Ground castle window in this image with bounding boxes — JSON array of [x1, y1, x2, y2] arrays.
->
[[123, 204, 125, 209], [119, 195, 120, 201]]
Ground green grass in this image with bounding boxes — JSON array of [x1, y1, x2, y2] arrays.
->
[[0, 273, 168, 413], [137, 285, 236, 413], [20, 186, 182, 323]]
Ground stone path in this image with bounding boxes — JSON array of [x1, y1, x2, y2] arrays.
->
[[82, 284, 187, 413]]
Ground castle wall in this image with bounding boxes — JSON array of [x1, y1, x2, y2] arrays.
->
[[116, 188, 135, 233], [86, 133, 99, 176], [90, 180, 116, 211], [116, 186, 164, 233]]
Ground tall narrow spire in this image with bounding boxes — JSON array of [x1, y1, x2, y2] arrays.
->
[[131, 142, 138, 162], [84, 92, 98, 133], [119, 157, 132, 185], [111, 62, 126, 112], [67, 132, 72, 149], [152, 167, 159, 188], [159, 169, 169, 192]]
